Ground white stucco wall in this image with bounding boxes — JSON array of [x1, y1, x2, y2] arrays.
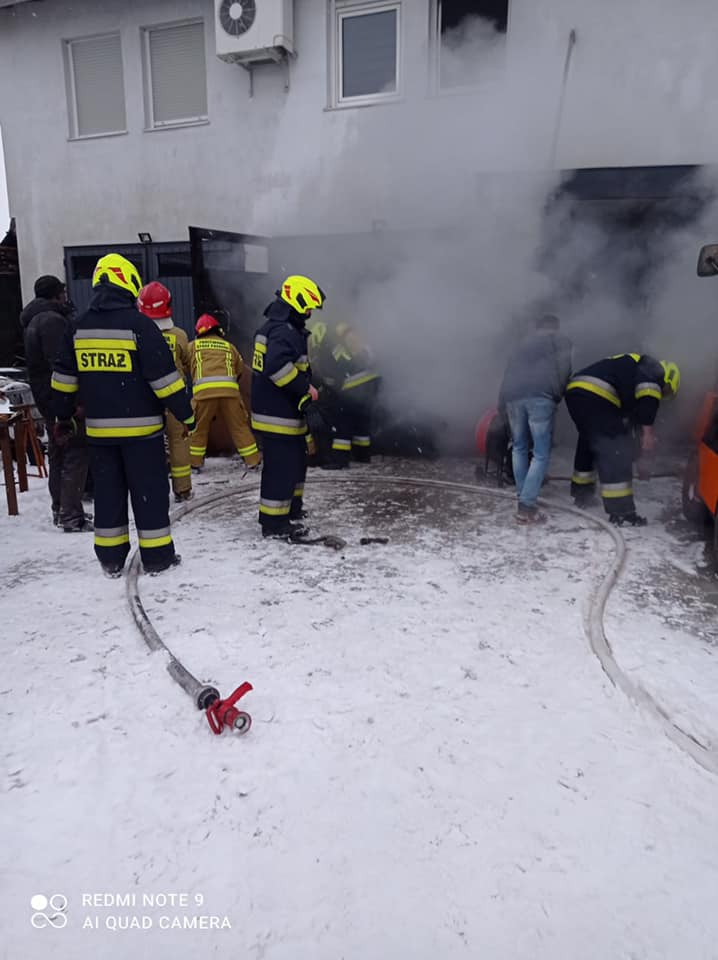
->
[[2, 0, 718, 297]]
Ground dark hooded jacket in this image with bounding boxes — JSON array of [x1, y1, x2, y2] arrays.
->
[[566, 353, 665, 426], [250, 298, 312, 436], [21, 297, 74, 419]]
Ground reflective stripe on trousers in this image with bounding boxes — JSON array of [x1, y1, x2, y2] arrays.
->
[[137, 526, 173, 549], [259, 498, 292, 516], [94, 525, 130, 548]]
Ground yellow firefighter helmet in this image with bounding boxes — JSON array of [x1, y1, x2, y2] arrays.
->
[[660, 360, 680, 396], [92, 253, 143, 297], [279, 275, 325, 315]]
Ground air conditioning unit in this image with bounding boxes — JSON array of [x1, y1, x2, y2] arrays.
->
[[215, 0, 294, 64]]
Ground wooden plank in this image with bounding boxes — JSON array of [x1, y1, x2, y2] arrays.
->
[[0, 420, 18, 516]]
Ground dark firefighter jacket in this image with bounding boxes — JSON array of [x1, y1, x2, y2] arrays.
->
[[566, 353, 664, 426], [51, 284, 193, 442], [251, 299, 311, 436], [21, 297, 74, 420]]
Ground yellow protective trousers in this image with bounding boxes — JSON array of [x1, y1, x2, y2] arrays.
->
[[190, 396, 260, 468], [166, 411, 192, 495]]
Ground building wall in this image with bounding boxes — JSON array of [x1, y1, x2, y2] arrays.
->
[[1, 0, 718, 297]]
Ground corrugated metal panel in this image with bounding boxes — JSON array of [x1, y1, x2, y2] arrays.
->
[[65, 244, 147, 316], [160, 278, 195, 337], [154, 245, 195, 336], [64, 243, 195, 333]]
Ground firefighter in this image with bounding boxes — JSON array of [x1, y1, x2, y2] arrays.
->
[[137, 282, 193, 502], [188, 313, 260, 472], [251, 275, 327, 539], [307, 318, 380, 468], [565, 353, 680, 525], [51, 253, 195, 576]]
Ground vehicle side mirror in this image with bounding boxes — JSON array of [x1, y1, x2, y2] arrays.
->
[[697, 244, 718, 277]]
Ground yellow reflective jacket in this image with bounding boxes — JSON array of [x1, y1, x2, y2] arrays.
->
[[155, 321, 191, 379], [190, 335, 245, 400]]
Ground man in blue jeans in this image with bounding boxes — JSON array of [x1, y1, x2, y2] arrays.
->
[[498, 314, 572, 524]]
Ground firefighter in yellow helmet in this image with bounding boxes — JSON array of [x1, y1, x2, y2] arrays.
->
[[51, 253, 195, 576], [566, 353, 680, 525], [251, 275, 328, 540], [306, 317, 380, 468]]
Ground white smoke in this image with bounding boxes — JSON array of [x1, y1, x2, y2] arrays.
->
[[249, 8, 718, 451]]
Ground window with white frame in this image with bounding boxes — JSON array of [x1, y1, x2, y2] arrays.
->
[[435, 0, 508, 90], [334, 1, 401, 106], [63, 34, 127, 139], [142, 20, 208, 129]]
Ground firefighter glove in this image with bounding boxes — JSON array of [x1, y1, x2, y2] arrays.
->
[[53, 418, 78, 447], [299, 398, 329, 439], [182, 416, 196, 438]]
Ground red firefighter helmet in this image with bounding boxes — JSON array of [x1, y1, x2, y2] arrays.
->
[[137, 281, 172, 320], [195, 313, 221, 335]]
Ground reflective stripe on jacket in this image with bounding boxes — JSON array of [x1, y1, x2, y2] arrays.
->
[[189, 336, 244, 399], [565, 353, 663, 425], [51, 285, 193, 443], [155, 321, 191, 379], [251, 299, 312, 436]]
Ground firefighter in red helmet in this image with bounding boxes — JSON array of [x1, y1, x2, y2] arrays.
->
[[137, 282, 193, 502], [188, 313, 260, 471]]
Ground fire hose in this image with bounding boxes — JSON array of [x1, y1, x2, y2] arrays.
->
[[126, 474, 718, 773]]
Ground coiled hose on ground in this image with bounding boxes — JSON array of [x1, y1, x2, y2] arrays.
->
[[126, 474, 718, 774]]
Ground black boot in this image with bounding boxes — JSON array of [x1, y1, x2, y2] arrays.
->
[[609, 512, 647, 527], [101, 562, 124, 579], [63, 516, 94, 532], [262, 523, 310, 542], [144, 554, 182, 574]]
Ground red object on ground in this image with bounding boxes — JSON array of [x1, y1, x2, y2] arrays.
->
[[206, 681, 253, 734], [475, 406, 499, 456]]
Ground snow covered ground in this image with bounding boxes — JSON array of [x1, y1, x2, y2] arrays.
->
[[3, 453, 718, 960]]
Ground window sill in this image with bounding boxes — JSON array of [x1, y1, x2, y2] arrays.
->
[[144, 118, 210, 133], [67, 129, 129, 142], [429, 80, 504, 99], [325, 94, 403, 112]]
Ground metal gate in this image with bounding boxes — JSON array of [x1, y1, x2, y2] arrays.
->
[[64, 241, 195, 336], [188, 227, 271, 360]]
